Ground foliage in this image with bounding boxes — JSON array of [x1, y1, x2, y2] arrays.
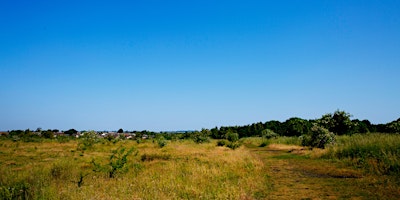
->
[[156, 136, 167, 148], [225, 131, 239, 142], [322, 133, 400, 175], [284, 117, 311, 136], [216, 140, 228, 147], [117, 128, 124, 133], [301, 124, 336, 149], [92, 146, 138, 178], [77, 130, 99, 151], [261, 129, 278, 139], [192, 129, 210, 144], [226, 141, 242, 150], [42, 130, 54, 139], [317, 110, 353, 135], [64, 129, 78, 136]]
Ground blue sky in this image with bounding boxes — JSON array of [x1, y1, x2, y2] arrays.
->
[[1, 0, 399, 131]]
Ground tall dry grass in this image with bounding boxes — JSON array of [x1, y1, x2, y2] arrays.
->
[[0, 139, 270, 199]]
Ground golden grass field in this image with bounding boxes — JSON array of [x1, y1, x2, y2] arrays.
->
[[1, 137, 400, 199]]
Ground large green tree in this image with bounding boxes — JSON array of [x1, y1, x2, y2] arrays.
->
[[317, 110, 353, 135]]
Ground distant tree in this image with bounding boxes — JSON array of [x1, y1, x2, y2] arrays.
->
[[351, 119, 369, 134], [52, 129, 59, 133], [42, 130, 54, 139], [283, 117, 311, 136], [64, 129, 78, 136], [264, 120, 284, 135], [210, 127, 221, 139], [36, 127, 42, 133], [386, 119, 400, 133], [117, 128, 124, 133], [317, 110, 354, 135], [261, 129, 278, 139], [331, 110, 353, 135]]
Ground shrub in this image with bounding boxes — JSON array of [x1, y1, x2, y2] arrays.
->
[[261, 129, 278, 139], [192, 132, 210, 144], [226, 141, 241, 150], [217, 140, 228, 147], [157, 136, 167, 148], [301, 124, 336, 149], [226, 132, 239, 142], [92, 146, 138, 178]]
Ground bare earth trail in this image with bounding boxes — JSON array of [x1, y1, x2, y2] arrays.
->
[[246, 144, 398, 200]]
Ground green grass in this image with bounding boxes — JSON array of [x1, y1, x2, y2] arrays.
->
[[322, 133, 400, 176]]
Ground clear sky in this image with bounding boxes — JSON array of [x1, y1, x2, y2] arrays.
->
[[1, 0, 399, 131]]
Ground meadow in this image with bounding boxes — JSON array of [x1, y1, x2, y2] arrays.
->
[[0, 139, 269, 199], [1, 133, 400, 199]]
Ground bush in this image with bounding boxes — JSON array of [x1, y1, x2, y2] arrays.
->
[[301, 124, 336, 149], [192, 132, 210, 144], [217, 140, 228, 147], [92, 146, 138, 178], [226, 141, 241, 150], [157, 136, 167, 148], [226, 132, 239, 142], [261, 129, 278, 139]]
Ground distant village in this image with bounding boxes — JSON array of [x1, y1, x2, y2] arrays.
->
[[0, 128, 194, 141]]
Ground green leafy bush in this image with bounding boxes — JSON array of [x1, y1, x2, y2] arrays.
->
[[225, 132, 239, 142], [192, 132, 210, 144], [217, 140, 228, 147], [157, 136, 167, 148], [226, 141, 241, 150], [301, 124, 336, 149], [92, 146, 138, 178], [261, 129, 278, 139]]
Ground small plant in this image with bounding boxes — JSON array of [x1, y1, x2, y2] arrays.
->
[[92, 146, 138, 178], [156, 136, 167, 148]]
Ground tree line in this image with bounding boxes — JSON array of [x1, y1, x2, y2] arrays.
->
[[204, 110, 399, 139], [3, 110, 399, 142]]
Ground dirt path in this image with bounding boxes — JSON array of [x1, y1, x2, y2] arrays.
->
[[247, 144, 381, 200]]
